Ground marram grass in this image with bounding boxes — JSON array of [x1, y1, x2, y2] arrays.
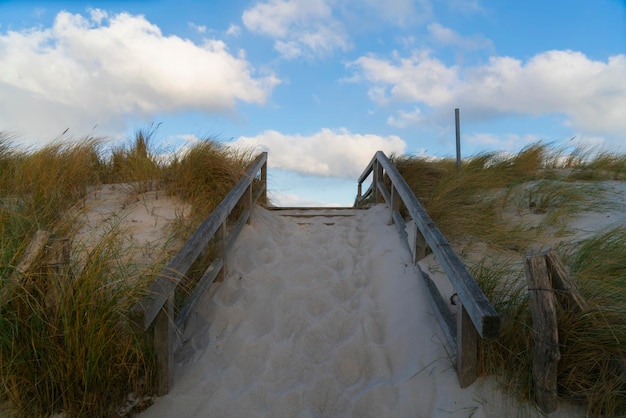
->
[[0, 131, 254, 417], [395, 143, 625, 416]]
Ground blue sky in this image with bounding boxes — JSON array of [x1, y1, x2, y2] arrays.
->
[[1, 0, 625, 206]]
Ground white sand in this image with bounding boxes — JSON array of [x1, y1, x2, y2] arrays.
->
[[138, 204, 591, 418], [71, 183, 191, 269]]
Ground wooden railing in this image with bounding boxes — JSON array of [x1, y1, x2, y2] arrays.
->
[[130, 152, 267, 395], [355, 151, 499, 387]]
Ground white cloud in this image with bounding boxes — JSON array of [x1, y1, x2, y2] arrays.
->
[[428, 23, 492, 51], [338, 0, 432, 27], [241, 0, 436, 60], [226, 24, 241, 37], [446, 0, 486, 14], [0, 10, 280, 141], [242, 0, 350, 59], [387, 107, 424, 128], [229, 128, 406, 177], [268, 190, 340, 207], [188, 22, 207, 34], [464, 133, 541, 153], [350, 50, 460, 106], [349, 49, 626, 137]]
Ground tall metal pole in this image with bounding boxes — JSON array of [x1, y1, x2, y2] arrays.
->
[[455, 108, 461, 175]]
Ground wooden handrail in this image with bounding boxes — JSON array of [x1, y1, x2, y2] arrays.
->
[[130, 152, 267, 394], [355, 151, 500, 387]]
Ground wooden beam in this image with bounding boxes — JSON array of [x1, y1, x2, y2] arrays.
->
[[154, 295, 175, 395], [544, 250, 588, 313], [456, 303, 478, 388], [377, 180, 391, 205], [418, 266, 456, 353], [373, 151, 499, 339], [525, 253, 560, 413], [174, 258, 224, 332]]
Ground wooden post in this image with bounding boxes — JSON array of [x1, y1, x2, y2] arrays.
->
[[372, 161, 379, 203], [390, 185, 400, 225], [154, 294, 175, 395], [244, 184, 253, 225], [544, 251, 588, 313], [260, 160, 267, 203], [456, 303, 478, 387], [216, 222, 227, 282], [414, 230, 427, 262], [525, 254, 560, 413], [455, 108, 461, 176]]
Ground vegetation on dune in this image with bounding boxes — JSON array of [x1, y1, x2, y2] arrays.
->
[[0, 131, 254, 417], [394, 143, 626, 417], [1, 132, 624, 417]]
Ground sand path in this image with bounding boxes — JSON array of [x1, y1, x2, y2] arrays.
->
[[139, 204, 583, 418]]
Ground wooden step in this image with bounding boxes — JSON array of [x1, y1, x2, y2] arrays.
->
[[266, 207, 363, 218]]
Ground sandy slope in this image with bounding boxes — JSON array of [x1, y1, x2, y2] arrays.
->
[[138, 204, 587, 418], [71, 183, 191, 269]]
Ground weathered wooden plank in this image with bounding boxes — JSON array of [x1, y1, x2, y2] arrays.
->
[[1, 230, 51, 304], [374, 151, 499, 339], [544, 250, 588, 313], [130, 152, 267, 332], [216, 223, 226, 283], [377, 180, 390, 205], [418, 265, 457, 353], [174, 258, 224, 332], [358, 153, 377, 184], [252, 182, 265, 203], [414, 230, 427, 262], [226, 209, 250, 252], [456, 303, 478, 388], [154, 295, 175, 395], [525, 254, 560, 413], [244, 185, 252, 225], [13, 229, 50, 276], [359, 183, 374, 204], [392, 210, 419, 260], [260, 160, 268, 203]]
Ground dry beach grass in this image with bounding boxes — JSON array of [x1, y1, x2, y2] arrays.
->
[[0, 134, 624, 416], [394, 143, 626, 416], [0, 131, 252, 417]]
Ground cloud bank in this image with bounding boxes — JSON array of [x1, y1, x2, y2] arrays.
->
[[350, 49, 626, 136], [0, 9, 279, 140], [231, 128, 406, 177], [242, 0, 430, 60]]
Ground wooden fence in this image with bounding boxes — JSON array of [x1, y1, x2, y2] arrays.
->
[[355, 151, 500, 387], [130, 152, 267, 395], [524, 248, 589, 413]]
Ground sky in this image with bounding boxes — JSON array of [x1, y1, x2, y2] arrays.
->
[[0, 0, 625, 206]]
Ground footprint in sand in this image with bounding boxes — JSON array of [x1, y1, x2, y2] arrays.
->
[[305, 292, 332, 317], [305, 379, 350, 417], [334, 341, 370, 386], [360, 313, 385, 345], [322, 309, 359, 343], [301, 325, 340, 363], [235, 338, 269, 386], [275, 313, 308, 341], [330, 278, 354, 303], [351, 384, 399, 418]]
